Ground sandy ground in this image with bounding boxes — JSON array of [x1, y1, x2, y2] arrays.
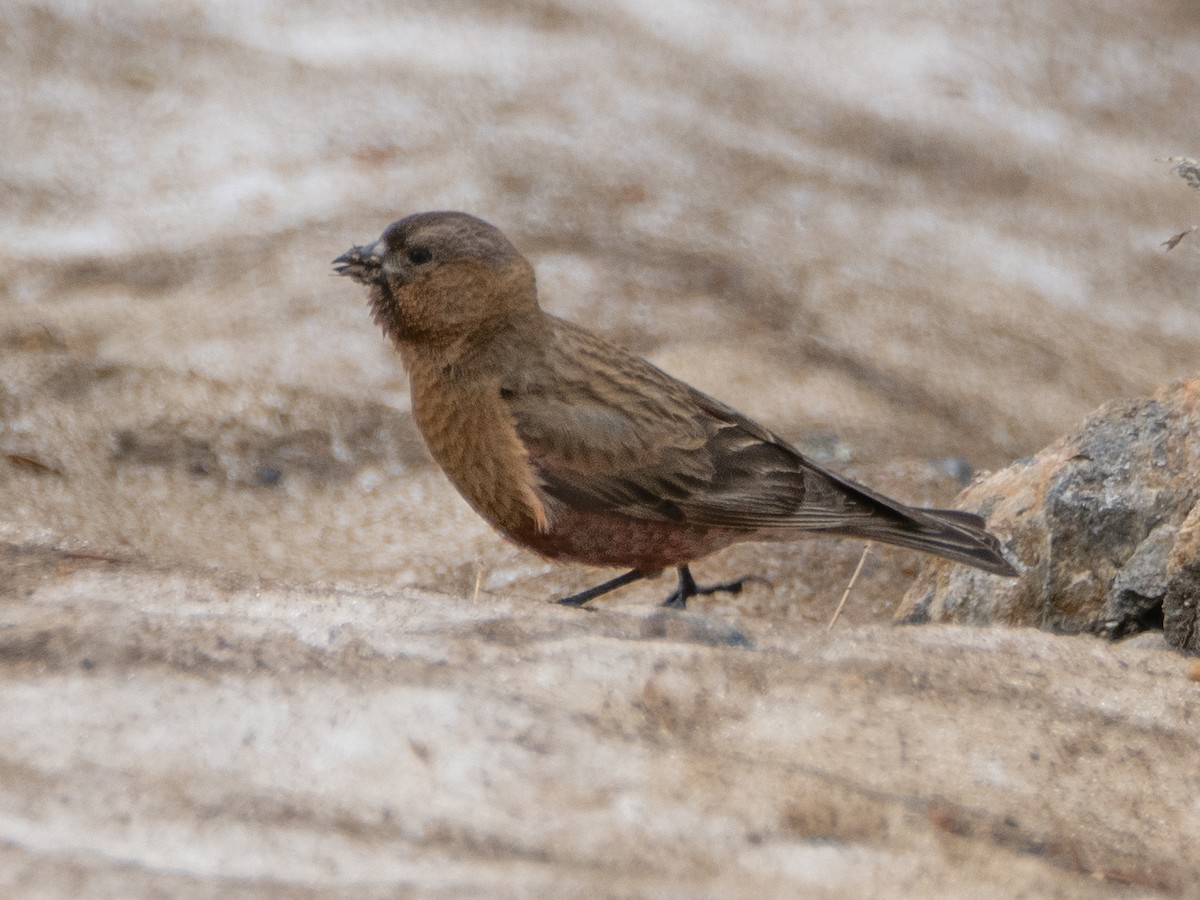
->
[[2, 0, 1200, 896]]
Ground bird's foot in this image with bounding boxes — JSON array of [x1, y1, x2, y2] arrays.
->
[[555, 569, 647, 608], [661, 566, 770, 609]]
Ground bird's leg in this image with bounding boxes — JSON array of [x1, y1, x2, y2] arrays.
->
[[662, 565, 767, 609], [556, 569, 647, 607]]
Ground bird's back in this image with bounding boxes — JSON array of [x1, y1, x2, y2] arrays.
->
[[497, 315, 1014, 575]]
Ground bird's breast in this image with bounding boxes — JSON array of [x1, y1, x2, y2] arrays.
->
[[408, 370, 549, 539]]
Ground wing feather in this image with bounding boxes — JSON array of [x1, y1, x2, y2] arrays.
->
[[500, 317, 911, 532], [493, 316, 1014, 576]]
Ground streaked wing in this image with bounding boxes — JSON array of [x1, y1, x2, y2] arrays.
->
[[500, 317, 917, 532], [498, 316, 1014, 576]]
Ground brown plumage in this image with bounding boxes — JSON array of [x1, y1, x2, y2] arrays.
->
[[334, 211, 1017, 608]]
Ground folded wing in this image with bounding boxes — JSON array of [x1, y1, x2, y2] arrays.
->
[[502, 318, 1014, 576]]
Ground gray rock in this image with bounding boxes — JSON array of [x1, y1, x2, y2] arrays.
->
[[1164, 500, 1200, 652], [898, 378, 1200, 652]]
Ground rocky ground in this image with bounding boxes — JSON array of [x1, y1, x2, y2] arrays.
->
[[2, 1, 1199, 896]]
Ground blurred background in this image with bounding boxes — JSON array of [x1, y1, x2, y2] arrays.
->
[[2, 0, 1198, 615], [4, 5, 1200, 896]]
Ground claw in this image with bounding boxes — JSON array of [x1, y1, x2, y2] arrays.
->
[[660, 566, 766, 609]]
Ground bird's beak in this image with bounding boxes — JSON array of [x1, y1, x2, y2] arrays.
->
[[332, 240, 384, 286]]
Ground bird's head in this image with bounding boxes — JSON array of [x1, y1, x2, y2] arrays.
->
[[334, 211, 538, 347]]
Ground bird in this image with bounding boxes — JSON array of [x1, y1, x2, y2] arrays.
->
[[333, 211, 1017, 609]]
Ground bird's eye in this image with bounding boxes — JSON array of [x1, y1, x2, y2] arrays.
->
[[407, 246, 433, 265]]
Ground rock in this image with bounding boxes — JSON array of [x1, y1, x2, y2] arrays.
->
[[898, 378, 1200, 652], [4, 543, 1200, 897], [1164, 501, 1200, 652]]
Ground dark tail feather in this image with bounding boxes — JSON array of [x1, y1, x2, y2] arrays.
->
[[832, 506, 1018, 576]]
